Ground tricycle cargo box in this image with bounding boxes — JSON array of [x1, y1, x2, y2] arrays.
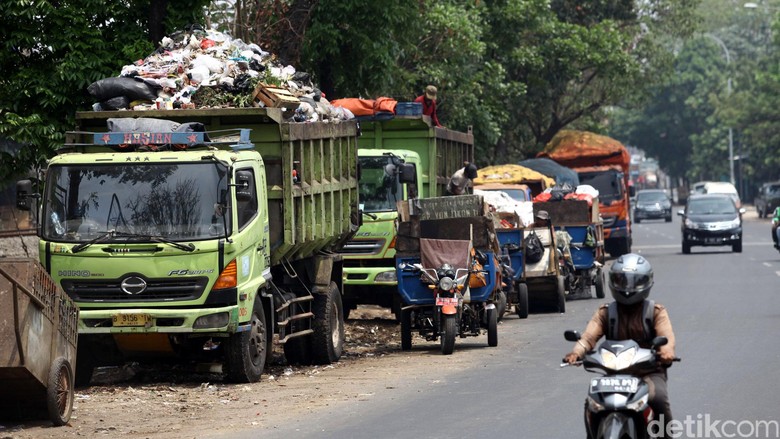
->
[[533, 198, 599, 225]]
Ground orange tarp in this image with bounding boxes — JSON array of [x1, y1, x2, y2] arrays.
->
[[537, 130, 630, 173], [330, 97, 398, 116]]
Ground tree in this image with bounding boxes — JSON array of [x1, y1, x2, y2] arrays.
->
[[0, 0, 210, 184]]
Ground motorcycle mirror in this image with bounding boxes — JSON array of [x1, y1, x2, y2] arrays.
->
[[564, 330, 581, 342], [652, 336, 668, 348]]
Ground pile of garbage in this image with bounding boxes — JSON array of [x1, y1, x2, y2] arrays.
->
[[87, 25, 354, 123]]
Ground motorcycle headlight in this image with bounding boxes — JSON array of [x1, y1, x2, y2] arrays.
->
[[600, 347, 636, 370], [626, 394, 649, 412], [438, 276, 455, 291]]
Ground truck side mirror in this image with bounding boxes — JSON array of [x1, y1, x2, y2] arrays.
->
[[398, 163, 417, 184], [234, 170, 255, 201], [16, 179, 34, 211]]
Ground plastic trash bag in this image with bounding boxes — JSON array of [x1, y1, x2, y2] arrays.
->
[[524, 231, 544, 264], [88, 77, 158, 102]]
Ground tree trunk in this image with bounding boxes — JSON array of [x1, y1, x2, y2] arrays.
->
[[148, 0, 169, 46]]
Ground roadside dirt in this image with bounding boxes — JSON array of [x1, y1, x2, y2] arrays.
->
[[1, 306, 405, 439]]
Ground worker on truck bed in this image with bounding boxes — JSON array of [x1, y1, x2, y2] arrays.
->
[[414, 85, 442, 127], [447, 162, 478, 195]]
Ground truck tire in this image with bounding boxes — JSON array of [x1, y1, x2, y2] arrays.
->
[[225, 295, 269, 383], [47, 357, 74, 426], [609, 237, 631, 257], [74, 342, 95, 388], [311, 281, 345, 364], [516, 283, 529, 319]]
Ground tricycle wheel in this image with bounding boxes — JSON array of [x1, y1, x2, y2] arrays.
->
[[225, 294, 269, 383], [47, 357, 74, 426], [310, 281, 345, 364], [594, 268, 606, 299], [440, 315, 457, 355], [556, 275, 566, 313], [400, 308, 412, 351], [487, 307, 498, 347], [516, 283, 529, 319], [496, 290, 507, 321]]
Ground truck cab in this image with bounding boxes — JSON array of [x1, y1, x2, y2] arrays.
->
[[341, 150, 420, 318]]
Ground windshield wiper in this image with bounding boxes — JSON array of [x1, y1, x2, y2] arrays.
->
[[114, 232, 196, 252], [72, 229, 116, 253], [72, 230, 196, 253], [362, 211, 378, 220]]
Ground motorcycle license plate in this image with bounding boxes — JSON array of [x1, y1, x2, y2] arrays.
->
[[590, 377, 640, 393], [436, 297, 459, 306]]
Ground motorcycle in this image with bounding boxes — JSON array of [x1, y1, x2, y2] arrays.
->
[[561, 330, 680, 439], [398, 256, 498, 355]]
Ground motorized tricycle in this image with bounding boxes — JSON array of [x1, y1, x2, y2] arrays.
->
[[394, 195, 501, 354]]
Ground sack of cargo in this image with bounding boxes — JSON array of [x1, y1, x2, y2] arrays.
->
[[330, 98, 376, 117], [524, 231, 544, 263]]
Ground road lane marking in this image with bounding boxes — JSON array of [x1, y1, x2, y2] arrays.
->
[[764, 262, 772, 267], [776, 271, 780, 277], [634, 242, 769, 250]]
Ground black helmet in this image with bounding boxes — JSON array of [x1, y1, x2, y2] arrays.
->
[[608, 253, 653, 305], [464, 163, 478, 179]]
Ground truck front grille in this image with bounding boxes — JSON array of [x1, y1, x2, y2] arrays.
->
[[61, 276, 209, 303], [340, 239, 385, 255]]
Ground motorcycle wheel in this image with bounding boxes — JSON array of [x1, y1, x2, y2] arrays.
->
[[400, 308, 412, 351], [487, 307, 498, 347], [594, 268, 605, 299], [496, 290, 507, 321], [516, 283, 529, 319], [556, 275, 566, 313], [440, 315, 457, 355]]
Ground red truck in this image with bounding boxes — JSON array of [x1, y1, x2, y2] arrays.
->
[[538, 130, 633, 257]]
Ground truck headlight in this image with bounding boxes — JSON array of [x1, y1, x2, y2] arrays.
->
[[374, 271, 397, 283], [194, 312, 230, 329]]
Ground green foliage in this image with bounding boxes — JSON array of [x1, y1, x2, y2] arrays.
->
[[0, 0, 211, 184]]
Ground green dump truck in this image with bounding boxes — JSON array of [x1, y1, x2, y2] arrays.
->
[[341, 116, 474, 318], [17, 108, 359, 385]]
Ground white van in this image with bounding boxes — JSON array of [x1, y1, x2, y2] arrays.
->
[[703, 181, 741, 207]]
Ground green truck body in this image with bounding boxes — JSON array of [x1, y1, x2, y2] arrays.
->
[[30, 108, 359, 384], [341, 116, 473, 317]]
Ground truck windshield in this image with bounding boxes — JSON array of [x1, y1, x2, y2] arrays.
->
[[42, 162, 230, 242], [358, 156, 403, 212], [578, 170, 624, 203]]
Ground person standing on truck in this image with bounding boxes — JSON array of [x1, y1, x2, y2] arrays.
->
[[772, 206, 780, 249], [446, 162, 478, 195], [414, 85, 443, 127]]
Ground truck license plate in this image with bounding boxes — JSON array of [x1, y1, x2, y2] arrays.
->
[[112, 313, 151, 327]]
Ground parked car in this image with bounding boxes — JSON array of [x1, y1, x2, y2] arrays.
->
[[754, 181, 780, 218], [703, 181, 741, 208], [678, 194, 745, 254], [633, 189, 672, 223]]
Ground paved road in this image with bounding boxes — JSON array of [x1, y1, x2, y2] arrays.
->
[[231, 209, 780, 439]]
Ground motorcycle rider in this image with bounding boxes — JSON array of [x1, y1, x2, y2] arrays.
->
[[563, 253, 677, 437], [772, 206, 780, 249]]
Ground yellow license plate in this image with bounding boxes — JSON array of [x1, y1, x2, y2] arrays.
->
[[112, 313, 152, 327]]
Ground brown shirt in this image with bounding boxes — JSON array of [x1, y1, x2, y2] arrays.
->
[[572, 302, 676, 360]]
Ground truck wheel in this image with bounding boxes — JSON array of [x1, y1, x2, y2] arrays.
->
[[440, 315, 457, 355], [283, 319, 312, 365], [311, 281, 345, 364], [487, 308, 498, 347], [47, 357, 74, 426], [400, 308, 412, 351], [516, 283, 529, 319], [594, 268, 606, 299], [496, 290, 507, 321], [74, 342, 95, 388], [225, 295, 268, 383], [556, 275, 566, 313]]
